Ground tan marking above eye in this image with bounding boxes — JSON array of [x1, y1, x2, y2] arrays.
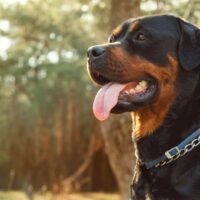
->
[[129, 21, 139, 33], [112, 25, 123, 37]]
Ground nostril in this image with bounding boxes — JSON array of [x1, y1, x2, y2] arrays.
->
[[87, 46, 105, 58], [91, 47, 105, 57]]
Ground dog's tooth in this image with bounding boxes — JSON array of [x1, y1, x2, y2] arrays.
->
[[139, 80, 147, 86], [135, 85, 143, 92], [139, 80, 148, 88]]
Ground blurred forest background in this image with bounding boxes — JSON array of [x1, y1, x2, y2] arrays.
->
[[0, 0, 199, 199]]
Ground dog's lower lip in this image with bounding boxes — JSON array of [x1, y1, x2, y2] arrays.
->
[[111, 86, 157, 113]]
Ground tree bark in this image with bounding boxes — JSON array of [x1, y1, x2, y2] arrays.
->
[[109, 0, 141, 31], [101, 115, 135, 200], [63, 135, 104, 192]]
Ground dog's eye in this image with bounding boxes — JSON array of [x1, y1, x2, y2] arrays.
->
[[136, 33, 146, 41]]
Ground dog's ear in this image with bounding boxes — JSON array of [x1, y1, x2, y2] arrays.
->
[[178, 19, 200, 71]]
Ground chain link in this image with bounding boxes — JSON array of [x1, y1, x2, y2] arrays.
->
[[155, 135, 200, 168]]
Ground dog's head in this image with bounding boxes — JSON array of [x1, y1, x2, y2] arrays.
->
[[87, 14, 200, 136]]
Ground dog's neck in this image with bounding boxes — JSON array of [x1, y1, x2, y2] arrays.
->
[[132, 78, 200, 164]]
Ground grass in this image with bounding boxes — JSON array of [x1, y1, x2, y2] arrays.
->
[[0, 191, 27, 200], [65, 193, 120, 200], [0, 191, 120, 200]]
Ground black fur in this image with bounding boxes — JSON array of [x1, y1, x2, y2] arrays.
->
[[130, 16, 200, 200]]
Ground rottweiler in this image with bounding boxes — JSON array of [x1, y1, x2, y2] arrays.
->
[[87, 14, 200, 200]]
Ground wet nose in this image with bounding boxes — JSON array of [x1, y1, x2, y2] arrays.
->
[[87, 45, 105, 58]]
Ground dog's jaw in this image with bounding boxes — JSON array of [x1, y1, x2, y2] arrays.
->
[[132, 56, 178, 139]]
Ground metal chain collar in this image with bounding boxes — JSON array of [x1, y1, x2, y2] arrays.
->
[[155, 135, 200, 168]]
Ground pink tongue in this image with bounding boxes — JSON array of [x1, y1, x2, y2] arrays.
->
[[93, 82, 127, 121]]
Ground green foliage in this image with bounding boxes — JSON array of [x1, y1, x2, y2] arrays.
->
[[141, 0, 200, 24], [0, 0, 100, 190]]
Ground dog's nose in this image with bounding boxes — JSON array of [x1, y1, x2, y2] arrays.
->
[[87, 46, 105, 58]]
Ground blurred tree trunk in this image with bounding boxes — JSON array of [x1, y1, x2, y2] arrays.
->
[[109, 0, 141, 31], [103, 1, 141, 199], [101, 115, 135, 200], [63, 134, 104, 192]]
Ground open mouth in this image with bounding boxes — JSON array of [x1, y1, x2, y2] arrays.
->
[[90, 70, 158, 121], [118, 79, 157, 103]]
